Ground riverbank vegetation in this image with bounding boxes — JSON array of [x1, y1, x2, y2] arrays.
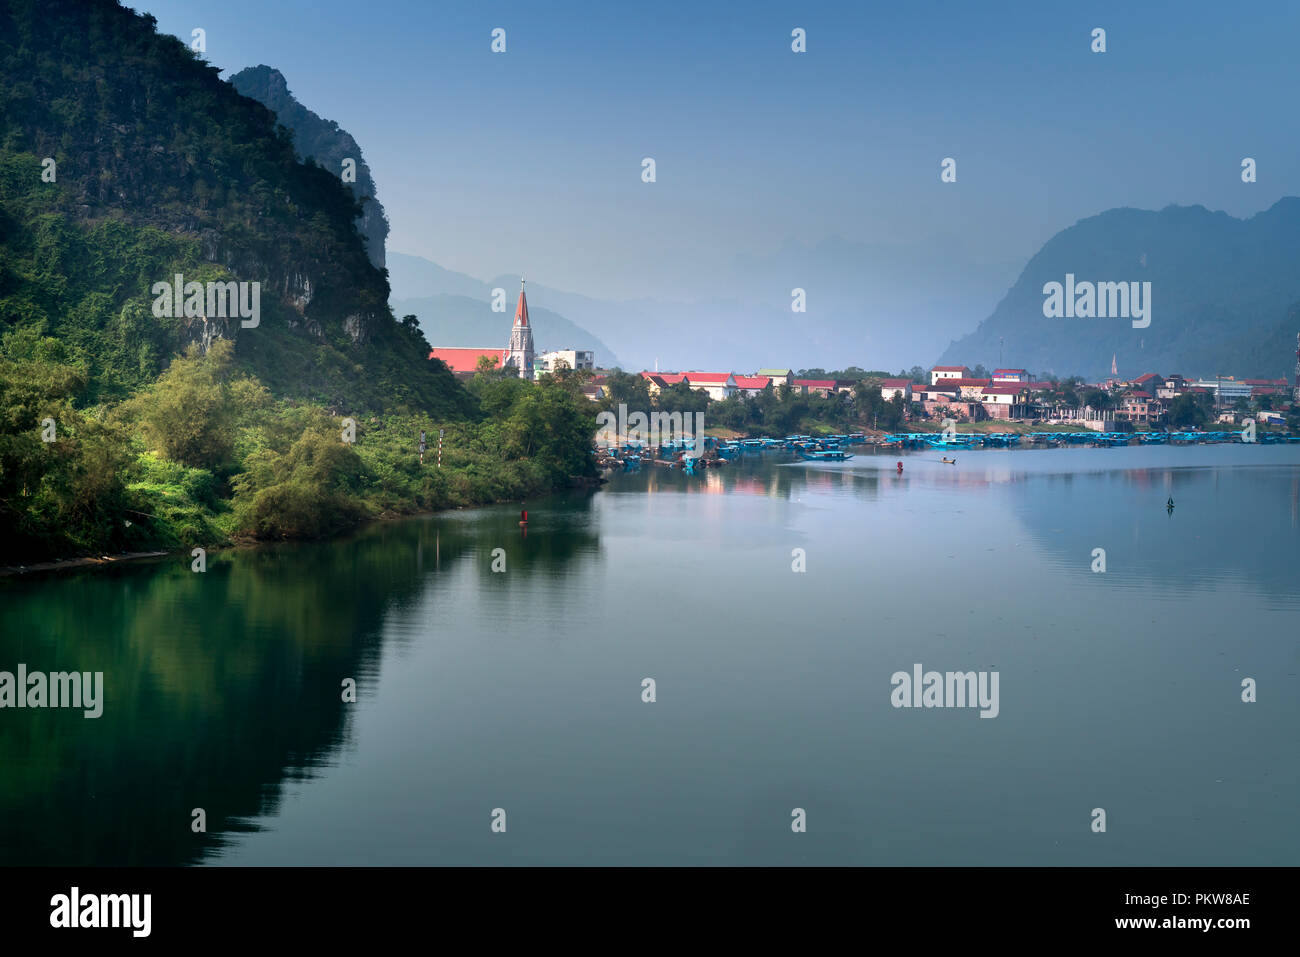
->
[[0, 333, 597, 564]]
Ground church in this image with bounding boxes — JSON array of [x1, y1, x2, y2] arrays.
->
[[500, 279, 535, 377], [427, 279, 534, 379]]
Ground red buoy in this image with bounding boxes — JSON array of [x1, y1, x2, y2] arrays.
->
[[896, 461, 903, 472]]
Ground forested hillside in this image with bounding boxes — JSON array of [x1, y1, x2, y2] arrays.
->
[[0, 0, 595, 563]]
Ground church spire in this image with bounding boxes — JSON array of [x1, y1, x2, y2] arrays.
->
[[503, 276, 535, 378], [515, 278, 529, 327]]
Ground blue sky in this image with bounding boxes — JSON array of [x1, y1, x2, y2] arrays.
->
[[134, 0, 1300, 300]]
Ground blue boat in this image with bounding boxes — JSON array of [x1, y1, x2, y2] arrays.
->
[[798, 448, 853, 461]]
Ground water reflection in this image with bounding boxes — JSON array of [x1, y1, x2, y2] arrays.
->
[[0, 494, 599, 865]]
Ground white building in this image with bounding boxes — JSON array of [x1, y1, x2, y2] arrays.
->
[[681, 372, 737, 401], [879, 378, 913, 401], [1190, 378, 1252, 404], [930, 365, 969, 385], [534, 349, 594, 377]]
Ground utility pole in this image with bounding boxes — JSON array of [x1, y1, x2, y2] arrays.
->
[[419, 429, 427, 466], [437, 428, 444, 468]]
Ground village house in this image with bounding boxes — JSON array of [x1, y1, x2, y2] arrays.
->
[[1116, 391, 1166, 424], [732, 374, 772, 397], [534, 349, 594, 376], [670, 372, 735, 400], [991, 368, 1029, 383], [790, 378, 837, 397], [979, 384, 1031, 419], [930, 365, 969, 385], [879, 378, 913, 402], [944, 377, 994, 399], [756, 368, 793, 387], [640, 371, 685, 395], [1157, 375, 1187, 399], [913, 382, 956, 415]]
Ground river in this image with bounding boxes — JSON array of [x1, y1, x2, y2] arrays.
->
[[1, 444, 1297, 865]]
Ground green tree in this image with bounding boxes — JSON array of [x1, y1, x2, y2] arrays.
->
[[127, 340, 237, 469], [1167, 392, 1209, 428]]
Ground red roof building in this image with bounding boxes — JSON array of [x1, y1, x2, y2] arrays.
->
[[791, 378, 837, 395], [1246, 378, 1289, 395], [732, 375, 772, 394], [428, 347, 502, 374]]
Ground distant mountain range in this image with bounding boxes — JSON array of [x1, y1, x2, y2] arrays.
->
[[940, 200, 1300, 381], [387, 253, 622, 367], [395, 206, 1300, 384], [231, 65, 389, 270], [389, 238, 1020, 374]]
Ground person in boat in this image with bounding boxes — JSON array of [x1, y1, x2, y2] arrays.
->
[[1166, 497, 1174, 510]]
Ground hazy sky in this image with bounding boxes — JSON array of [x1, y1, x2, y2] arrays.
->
[[136, 0, 1300, 301]]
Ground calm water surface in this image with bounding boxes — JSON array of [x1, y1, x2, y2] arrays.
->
[[1, 445, 1297, 865]]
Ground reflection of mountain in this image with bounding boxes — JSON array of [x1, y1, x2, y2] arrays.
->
[[0, 501, 599, 865]]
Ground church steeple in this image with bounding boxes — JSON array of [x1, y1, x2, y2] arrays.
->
[[502, 278, 535, 378], [515, 279, 529, 326]]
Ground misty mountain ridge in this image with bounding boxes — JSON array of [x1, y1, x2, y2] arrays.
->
[[941, 199, 1300, 381], [389, 235, 1020, 373]]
